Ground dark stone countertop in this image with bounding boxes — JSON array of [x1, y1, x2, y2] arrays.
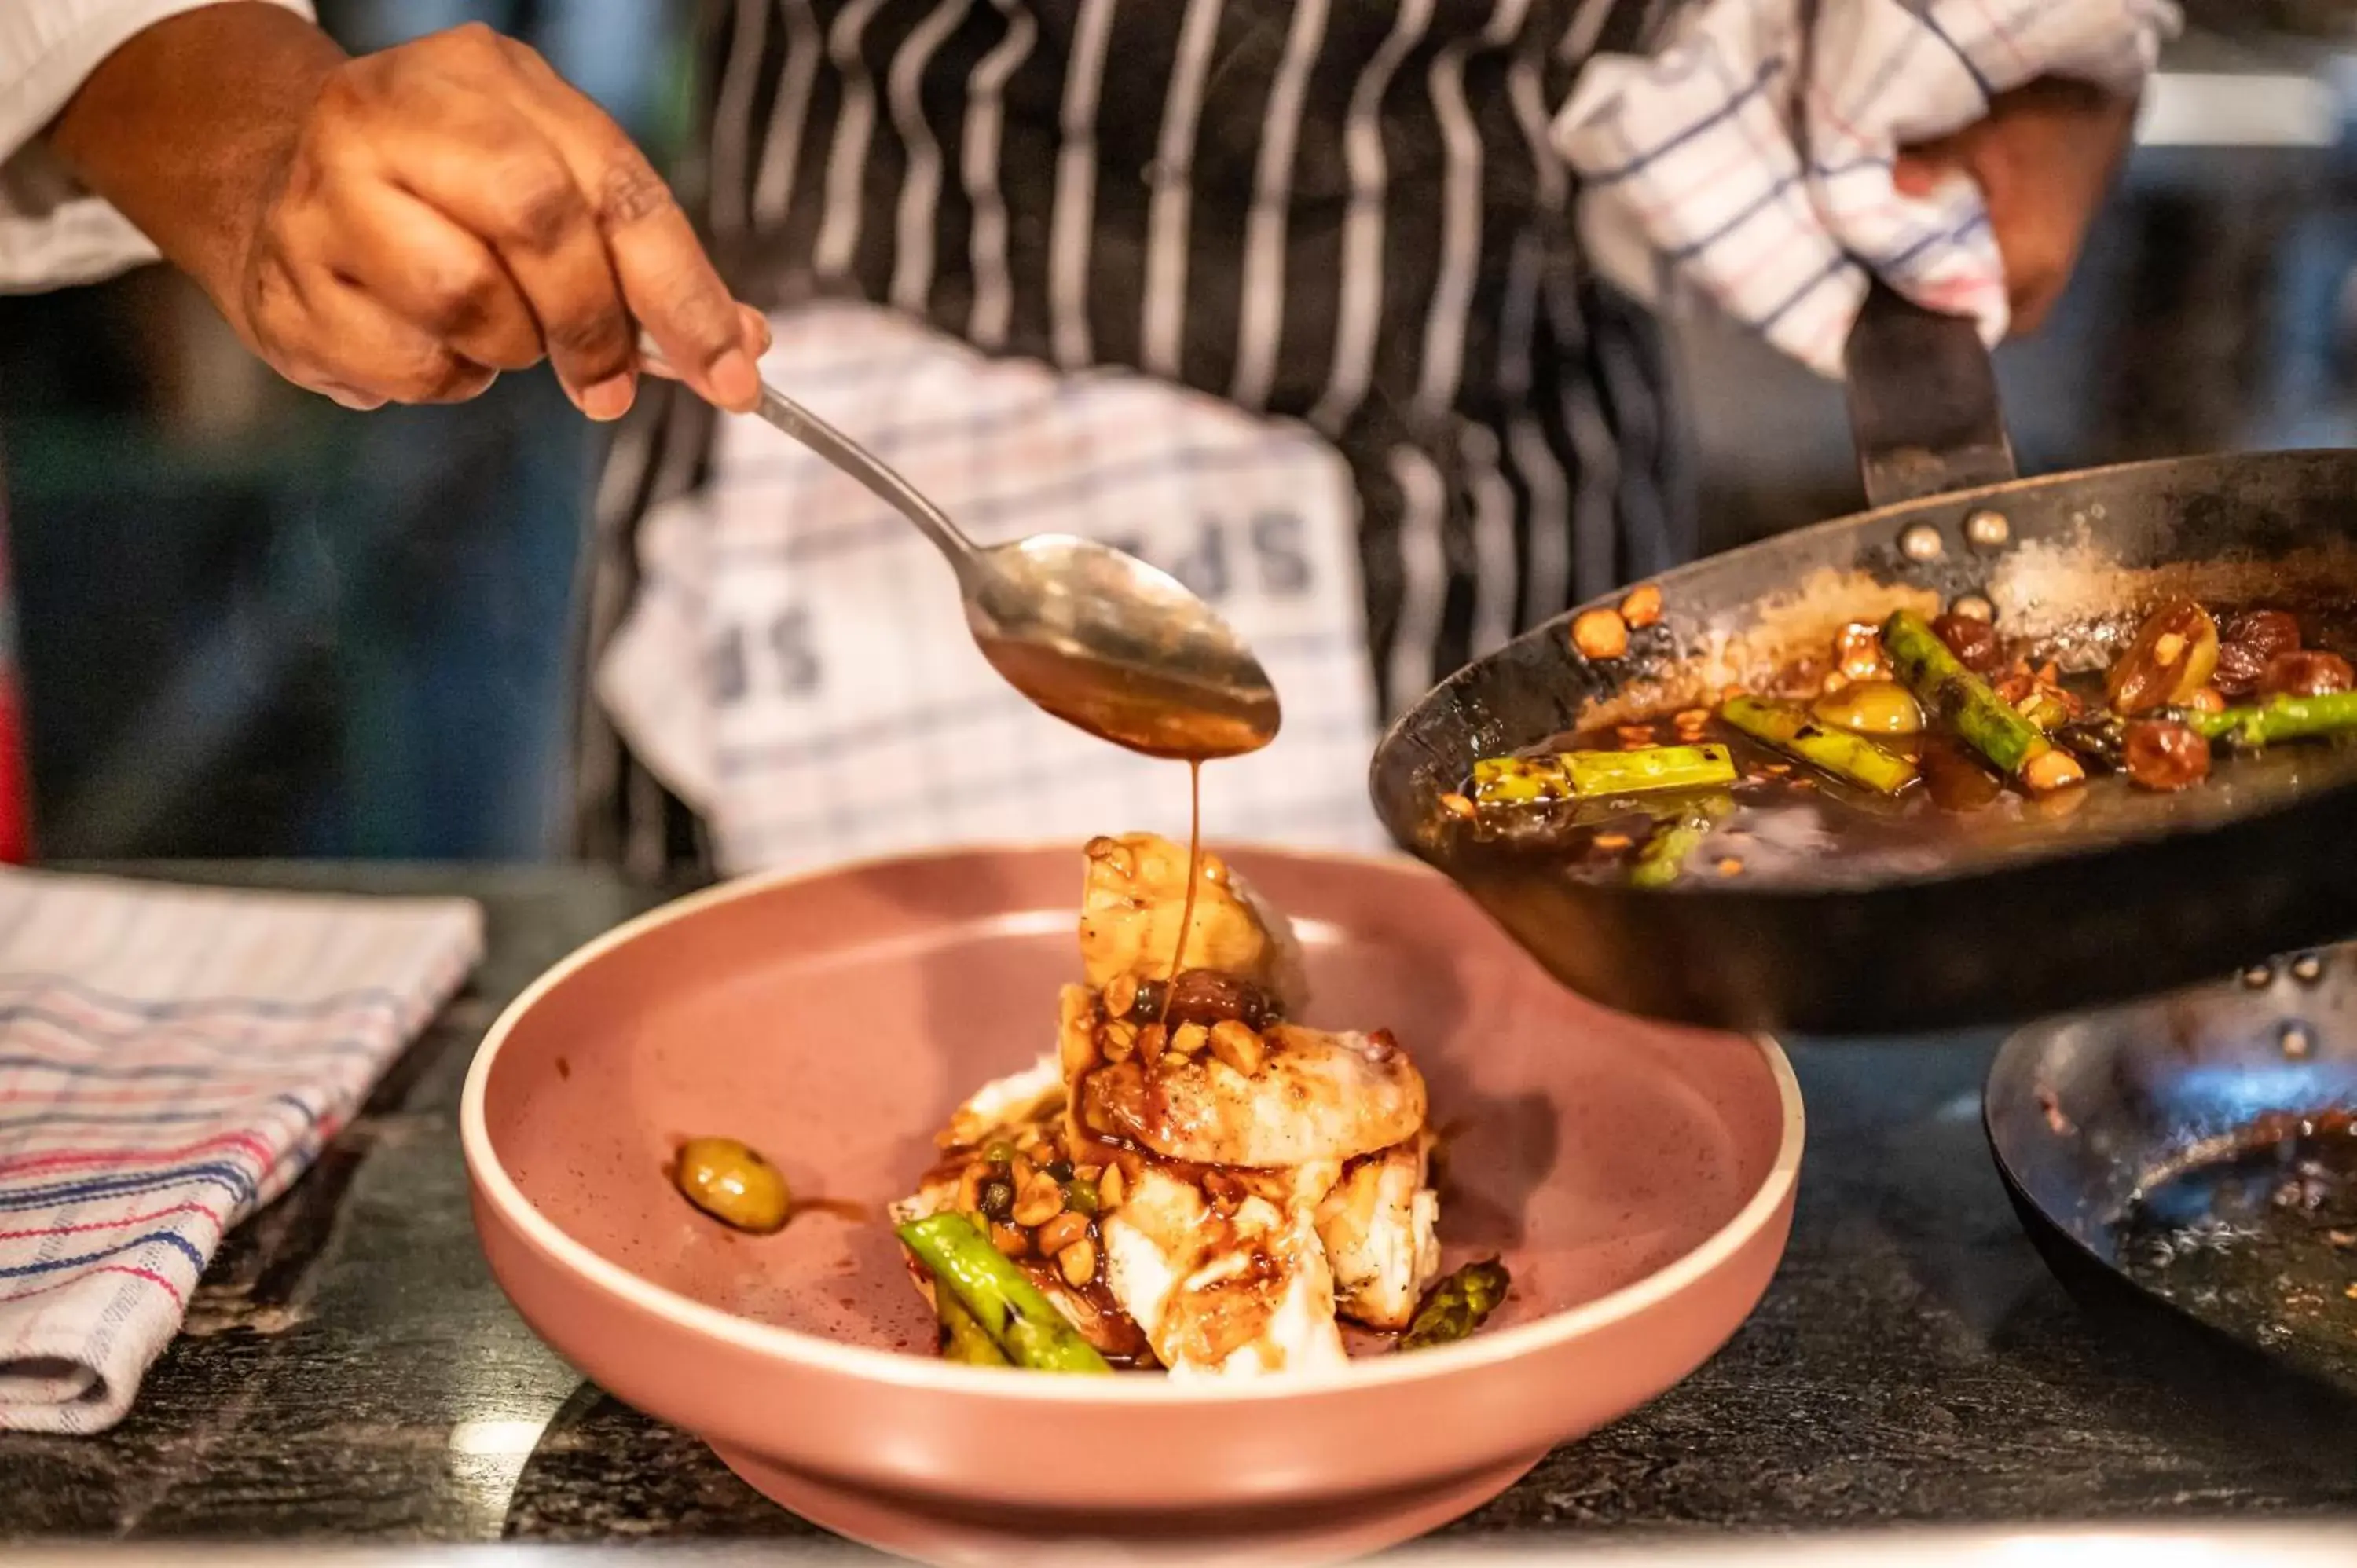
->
[[2, 861, 2354, 1548]]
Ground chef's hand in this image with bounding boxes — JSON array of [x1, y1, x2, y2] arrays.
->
[[1894, 77, 2139, 337], [49, 5, 762, 418]]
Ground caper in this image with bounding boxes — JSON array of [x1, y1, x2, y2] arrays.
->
[[1125, 978, 1168, 1023], [1046, 1159, 1075, 1183], [672, 1136, 792, 1233], [977, 1177, 1016, 1221], [981, 1140, 1018, 1167], [1062, 1176, 1101, 1215]]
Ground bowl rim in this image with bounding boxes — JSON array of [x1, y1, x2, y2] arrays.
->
[[459, 838, 1805, 1405]]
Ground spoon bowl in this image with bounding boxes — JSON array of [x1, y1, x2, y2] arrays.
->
[[966, 534, 1281, 758], [640, 336, 1280, 760]]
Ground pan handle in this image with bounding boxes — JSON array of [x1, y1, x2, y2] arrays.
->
[[1842, 277, 2018, 511]]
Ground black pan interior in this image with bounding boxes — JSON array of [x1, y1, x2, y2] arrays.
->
[[1369, 449, 2357, 1035], [1985, 943, 2357, 1410]]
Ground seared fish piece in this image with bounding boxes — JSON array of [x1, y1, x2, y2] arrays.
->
[[899, 831, 1454, 1375], [892, 1052, 1064, 1224], [1100, 1163, 1347, 1377], [1314, 1134, 1442, 1331], [1073, 1015, 1426, 1169], [1077, 833, 1306, 1010]]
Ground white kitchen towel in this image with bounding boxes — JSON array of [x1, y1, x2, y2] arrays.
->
[[0, 870, 480, 1433], [599, 299, 1387, 879], [1554, 0, 2180, 379]]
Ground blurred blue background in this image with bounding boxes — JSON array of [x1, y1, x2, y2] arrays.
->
[[0, 2, 2352, 863], [0, 0, 691, 863]]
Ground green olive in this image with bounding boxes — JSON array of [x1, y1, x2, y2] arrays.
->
[[1811, 680, 1923, 737], [672, 1136, 792, 1233]]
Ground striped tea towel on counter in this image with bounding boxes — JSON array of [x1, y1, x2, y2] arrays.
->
[[1554, 0, 2179, 378], [0, 869, 481, 1434]]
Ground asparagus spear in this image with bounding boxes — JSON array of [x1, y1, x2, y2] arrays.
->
[[896, 1214, 1112, 1373], [1472, 745, 1736, 805], [1719, 695, 1917, 795], [936, 1284, 1011, 1366], [2179, 691, 2357, 748], [1882, 610, 2084, 793], [1565, 744, 1736, 796], [1398, 1258, 1512, 1351], [1468, 754, 1572, 804], [1629, 796, 1734, 889]]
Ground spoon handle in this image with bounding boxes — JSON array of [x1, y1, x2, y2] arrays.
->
[[636, 333, 981, 573]]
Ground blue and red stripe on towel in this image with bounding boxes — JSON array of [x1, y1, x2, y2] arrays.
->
[[0, 872, 479, 1434]]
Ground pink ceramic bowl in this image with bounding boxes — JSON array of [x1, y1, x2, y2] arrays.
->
[[460, 845, 1802, 1564]]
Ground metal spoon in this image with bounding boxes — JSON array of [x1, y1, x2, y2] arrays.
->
[[637, 336, 1280, 760]]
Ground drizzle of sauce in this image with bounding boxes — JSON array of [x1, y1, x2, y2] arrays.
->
[[973, 645, 1270, 1368], [798, 1196, 872, 1225], [981, 632, 1254, 1017], [1168, 760, 1203, 990]]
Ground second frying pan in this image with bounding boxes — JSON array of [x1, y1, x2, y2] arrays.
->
[[1984, 940, 2357, 1428], [1369, 286, 2357, 1035]]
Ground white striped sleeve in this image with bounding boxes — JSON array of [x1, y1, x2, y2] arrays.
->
[[0, 0, 316, 295]]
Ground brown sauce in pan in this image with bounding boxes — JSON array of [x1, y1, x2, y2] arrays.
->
[[1457, 622, 2357, 892]]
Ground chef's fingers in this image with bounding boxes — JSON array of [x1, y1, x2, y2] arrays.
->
[[348, 71, 643, 418], [316, 180, 544, 372], [1890, 145, 1960, 199], [273, 265, 500, 405], [493, 35, 762, 414], [1897, 79, 2132, 339], [1892, 141, 2059, 333], [640, 304, 773, 382]]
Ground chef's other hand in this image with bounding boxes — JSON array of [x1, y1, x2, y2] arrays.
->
[[1893, 77, 2138, 338], [49, 5, 762, 418]]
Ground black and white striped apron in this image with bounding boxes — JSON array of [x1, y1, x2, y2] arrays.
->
[[574, 0, 1693, 876]]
